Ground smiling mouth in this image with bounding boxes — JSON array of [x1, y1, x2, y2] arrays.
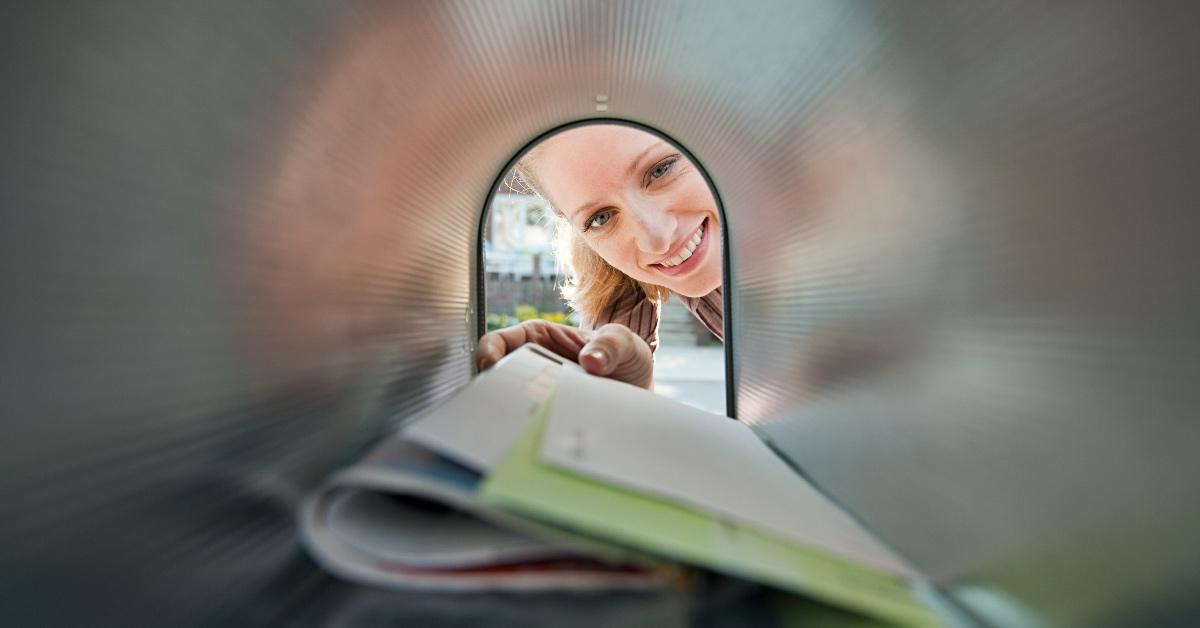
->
[[650, 218, 709, 276]]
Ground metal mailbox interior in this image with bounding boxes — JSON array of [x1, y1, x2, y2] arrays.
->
[[3, 2, 1199, 626]]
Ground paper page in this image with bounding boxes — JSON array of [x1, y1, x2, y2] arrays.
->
[[304, 490, 676, 592], [538, 368, 919, 579], [404, 344, 568, 470], [298, 434, 680, 592], [480, 403, 939, 628], [328, 490, 570, 567]]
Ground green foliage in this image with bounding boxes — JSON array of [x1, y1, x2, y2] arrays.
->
[[486, 312, 517, 332], [540, 311, 568, 325], [486, 305, 576, 331]]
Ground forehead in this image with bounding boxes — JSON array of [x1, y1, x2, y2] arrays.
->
[[533, 125, 664, 203], [538, 124, 661, 158]]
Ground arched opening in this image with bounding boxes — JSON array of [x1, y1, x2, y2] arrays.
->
[[478, 120, 733, 416]]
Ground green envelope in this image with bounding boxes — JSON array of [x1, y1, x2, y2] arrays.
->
[[480, 398, 941, 628]]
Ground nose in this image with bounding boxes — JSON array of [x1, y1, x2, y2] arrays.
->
[[629, 201, 677, 258]]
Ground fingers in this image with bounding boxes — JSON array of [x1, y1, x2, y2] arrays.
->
[[476, 321, 652, 389], [475, 320, 588, 371], [542, 321, 589, 359], [474, 330, 515, 371], [579, 323, 654, 389]]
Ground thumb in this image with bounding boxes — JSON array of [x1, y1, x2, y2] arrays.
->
[[579, 324, 653, 389]]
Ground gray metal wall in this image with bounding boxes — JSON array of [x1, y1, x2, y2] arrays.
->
[[2, 2, 1197, 626]]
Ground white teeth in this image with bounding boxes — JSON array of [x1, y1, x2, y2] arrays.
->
[[660, 224, 705, 267]]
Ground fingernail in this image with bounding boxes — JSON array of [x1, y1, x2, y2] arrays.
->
[[586, 350, 607, 365]]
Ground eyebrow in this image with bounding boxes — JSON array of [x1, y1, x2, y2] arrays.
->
[[569, 200, 603, 222], [626, 141, 668, 178], [570, 141, 670, 221]]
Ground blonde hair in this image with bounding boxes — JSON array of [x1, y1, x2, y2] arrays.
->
[[513, 150, 669, 325]]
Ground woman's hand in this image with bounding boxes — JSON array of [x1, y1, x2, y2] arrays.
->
[[475, 320, 653, 389]]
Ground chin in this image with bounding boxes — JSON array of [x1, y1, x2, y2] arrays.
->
[[671, 285, 717, 298], [667, 270, 722, 298]]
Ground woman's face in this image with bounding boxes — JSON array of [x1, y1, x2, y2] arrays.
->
[[533, 125, 722, 298]]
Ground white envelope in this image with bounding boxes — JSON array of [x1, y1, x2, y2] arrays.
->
[[404, 344, 571, 470], [538, 367, 921, 580]]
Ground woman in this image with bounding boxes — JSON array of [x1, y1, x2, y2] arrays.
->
[[476, 124, 723, 388]]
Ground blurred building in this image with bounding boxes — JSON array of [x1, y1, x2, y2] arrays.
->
[[484, 193, 570, 317]]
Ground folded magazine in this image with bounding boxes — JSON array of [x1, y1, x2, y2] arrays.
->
[[300, 345, 952, 627]]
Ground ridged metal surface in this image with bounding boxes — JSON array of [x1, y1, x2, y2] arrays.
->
[[2, 1, 1198, 626]]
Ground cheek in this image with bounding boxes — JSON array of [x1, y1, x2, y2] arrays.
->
[[671, 175, 719, 218], [592, 235, 642, 273]]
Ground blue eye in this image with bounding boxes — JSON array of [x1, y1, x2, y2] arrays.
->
[[649, 159, 675, 180], [587, 210, 613, 230]]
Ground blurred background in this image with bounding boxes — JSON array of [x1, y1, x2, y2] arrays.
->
[[3, 1, 1199, 626]]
